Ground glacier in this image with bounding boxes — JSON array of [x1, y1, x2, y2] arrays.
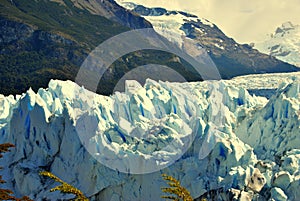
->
[[115, 1, 215, 49], [0, 72, 300, 200]]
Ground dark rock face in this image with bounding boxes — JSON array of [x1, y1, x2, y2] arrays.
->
[[0, 18, 34, 44], [132, 5, 168, 16], [0, 16, 85, 95], [0, 17, 75, 53]]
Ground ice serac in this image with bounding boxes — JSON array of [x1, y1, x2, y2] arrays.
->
[[236, 81, 300, 160], [0, 74, 300, 200]]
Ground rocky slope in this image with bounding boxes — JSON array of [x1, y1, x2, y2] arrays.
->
[[1, 0, 299, 97], [0, 0, 151, 96], [52, 0, 152, 29], [115, 2, 299, 78]]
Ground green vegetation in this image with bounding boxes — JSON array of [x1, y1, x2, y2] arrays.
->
[[161, 174, 193, 201], [0, 50, 77, 95], [0, 0, 298, 96], [0, 0, 199, 96], [40, 171, 89, 201], [0, 0, 128, 95], [0, 0, 128, 47], [99, 49, 202, 94]]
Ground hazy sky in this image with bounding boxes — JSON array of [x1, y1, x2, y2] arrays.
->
[[119, 0, 300, 43]]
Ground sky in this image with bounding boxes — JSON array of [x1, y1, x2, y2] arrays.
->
[[118, 0, 300, 43]]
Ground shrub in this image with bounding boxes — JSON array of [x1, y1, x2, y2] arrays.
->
[[40, 171, 89, 201], [161, 174, 193, 201]]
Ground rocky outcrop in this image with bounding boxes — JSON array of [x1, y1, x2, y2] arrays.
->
[[0, 17, 76, 53], [0, 15, 86, 95]]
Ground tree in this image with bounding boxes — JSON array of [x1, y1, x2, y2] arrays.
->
[[40, 171, 88, 201], [161, 174, 193, 201]]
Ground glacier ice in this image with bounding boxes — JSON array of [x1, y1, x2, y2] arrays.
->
[[0, 73, 300, 200], [235, 81, 300, 160], [116, 1, 215, 49]]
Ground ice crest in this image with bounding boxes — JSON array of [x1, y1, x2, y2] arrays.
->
[[0, 74, 300, 200]]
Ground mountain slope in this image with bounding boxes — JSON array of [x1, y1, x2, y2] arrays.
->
[[1, 0, 299, 97], [0, 0, 211, 96], [56, 0, 153, 29], [115, 2, 299, 78], [0, 0, 155, 96], [255, 22, 300, 67]]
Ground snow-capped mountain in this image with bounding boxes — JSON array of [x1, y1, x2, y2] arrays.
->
[[115, 1, 299, 78], [255, 22, 300, 67], [1, 72, 300, 200], [116, 1, 213, 49]]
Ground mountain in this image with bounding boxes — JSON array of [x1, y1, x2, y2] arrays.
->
[[115, 1, 299, 78], [0, 0, 155, 96], [1, 0, 299, 97], [1, 72, 300, 200], [254, 21, 300, 67]]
